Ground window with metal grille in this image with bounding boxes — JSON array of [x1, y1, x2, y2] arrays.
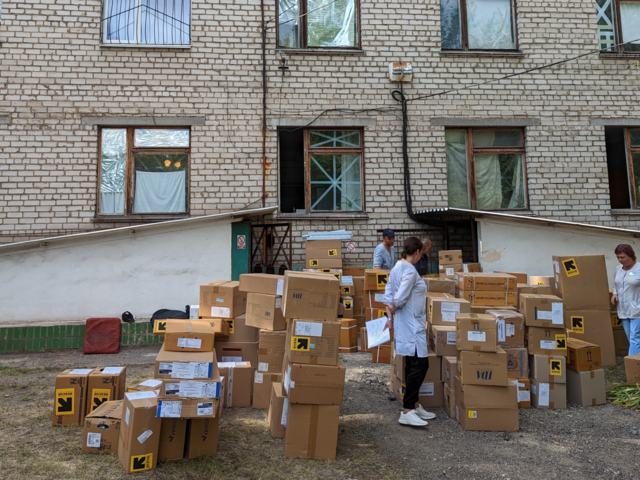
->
[[596, 0, 640, 53], [605, 127, 640, 209]]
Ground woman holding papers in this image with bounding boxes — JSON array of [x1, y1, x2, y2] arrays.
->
[[383, 237, 434, 427]]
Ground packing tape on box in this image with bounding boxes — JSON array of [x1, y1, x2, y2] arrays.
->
[[308, 405, 320, 458], [226, 366, 234, 408]]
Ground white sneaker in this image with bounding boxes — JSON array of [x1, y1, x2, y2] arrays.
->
[[398, 410, 428, 427], [415, 404, 436, 420]]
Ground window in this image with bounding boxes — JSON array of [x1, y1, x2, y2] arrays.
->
[[605, 127, 640, 209], [98, 128, 190, 216], [445, 128, 527, 210], [440, 0, 518, 51], [101, 0, 191, 46], [597, 0, 640, 53], [278, 0, 359, 49], [279, 128, 364, 213]]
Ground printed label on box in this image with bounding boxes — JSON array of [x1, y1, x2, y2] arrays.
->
[[137, 430, 153, 444], [419, 383, 435, 396], [140, 379, 162, 388], [255, 373, 264, 384], [551, 303, 564, 325], [281, 398, 289, 427], [277, 279, 284, 296], [197, 402, 213, 416], [446, 331, 457, 345], [158, 401, 182, 418], [540, 340, 556, 350], [497, 320, 506, 343], [467, 331, 486, 342], [506, 324, 515, 337], [374, 293, 385, 303], [294, 321, 323, 337], [211, 306, 231, 317], [177, 338, 202, 349], [125, 391, 157, 401], [102, 367, 124, 375], [538, 383, 550, 407], [86, 432, 101, 448], [259, 362, 269, 372]]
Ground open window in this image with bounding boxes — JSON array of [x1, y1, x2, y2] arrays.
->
[[597, 0, 640, 53], [605, 127, 640, 209]]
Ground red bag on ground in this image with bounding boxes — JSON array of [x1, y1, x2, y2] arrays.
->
[[84, 318, 121, 354]]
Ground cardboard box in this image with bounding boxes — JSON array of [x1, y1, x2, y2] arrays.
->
[[218, 362, 254, 408], [364, 290, 386, 309], [418, 381, 444, 408], [118, 391, 161, 474], [456, 314, 498, 352], [454, 378, 519, 431], [365, 307, 388, 322], [516, 284, 552, 306], [352, 295, 364, 316], [457, 290, 517, 307], [305, 240, 342, 268], [564, 310, 616, 366], [429, 297, 471, 326], [128, 379, 163, 394], [504, 347, 529, 379], [566, 369, 606, 406], [215, 314, 259, 344], [552, 255, 610, 310], [200, 280, 247, 319], [342, 266, 366, 277], [283, 359, 345, 405], [511, 378, 531, 408], [253, 371, 281, 409], [364, 269, 390, 291], [185, 417, 220, 459], [268, 382, 287, 438], [519, 294, 565, 328], [614, 328, 630, 356], [156, 378, 221, 402], [487, 310, 525, 348], [463, 263, 482, 273], [624, 353, 640, 384], [157, 394, 220, 419], [494, 271, 527, 284], [391, 349, 440, 383], [457, 348, 509, 386], [390, 372, 404, 402], [431, 325, 457, 357], [470, 305, 518, 315], [438, 250, 463, 265], [439, 263, 463, 277], [83, 400, 123, 454], [86, 366, 126, 415], [529, 355, 566, 383], [281, 271, 340, 321], [215, 340, 259, 368], [158, 418, 187, 461], [454, 375, 518, 409], [371, 344, 392, 363], [239, 273, 285, 296], [339, 318, 358, 351], [341, 296, 354, 316], [526, 327, 568, 357], [245, 293, 286, 331], [530, 275, 553, 286], [442, 356, 457, 389], [352, 276, 365, 294], [444, 383, 456, 418], [530, 379, 567, 409], [567, 338, 602, 372], [154, 343, 220, 380], [424, 277, 456, 295], [286, 319, 340, 366], [285, 404, 340, 460], [164, 320, 216, 352], [455, 273, 518, 292], [257, 329, 286, 373], [53, 368, 91, 426]]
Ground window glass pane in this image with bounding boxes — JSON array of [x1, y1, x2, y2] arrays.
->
[[621, 2, 640, 52], [440, 0, 462, 49], [445, 130, 470, 209], [631, 129, 640, 147], [140, 0, 191, 45], [279, 0, 300, 48], [634, 152, 640, 205], [134, 129, 190, 147], [605, 127, 632, 209], [596, 0, 616, 51], [309, 130, 360, 148], [133, 153, 188, 213], [467, 0, 516, 50], [307, 0, 357, 48], [475, 153, 525, 209], [105, 0, 137, 42], [310, 154, 361, 211], [473, 129, 522, 147], [99, 129, 127, 215]]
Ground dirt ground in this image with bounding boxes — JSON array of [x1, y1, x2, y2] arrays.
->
[[0, 346, 639, 480]]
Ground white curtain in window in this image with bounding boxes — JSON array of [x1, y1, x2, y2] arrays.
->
[[620, 2, 640, 44], [508, 156, 525, 208], [307, 0, 356, 47], [339, 155, 361, 211], [100, 192, 125, 214], [467, 0, 515, 50], [475, 153, 503, 209], [133, 170, 186, 213], [445, 130, 471, 208]]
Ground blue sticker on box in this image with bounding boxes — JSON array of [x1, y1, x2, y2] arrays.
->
[[310, 344, 315, 349]]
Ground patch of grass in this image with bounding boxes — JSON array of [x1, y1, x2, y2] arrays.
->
[[0, 366, 59, 378]]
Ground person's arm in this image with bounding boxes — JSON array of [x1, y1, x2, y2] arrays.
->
[[392, 268, 417, 310], [373, 245, 383, 269], [612, 268, 618, 304]]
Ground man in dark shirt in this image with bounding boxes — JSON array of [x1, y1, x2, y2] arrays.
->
[[414, 238, 432, 276]]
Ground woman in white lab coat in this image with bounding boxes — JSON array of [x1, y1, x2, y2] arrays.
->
[[383, 237, 434, 427]]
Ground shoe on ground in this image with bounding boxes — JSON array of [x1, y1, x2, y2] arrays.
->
[[414, 404, 436, 420], [398, 410, 428, 427]]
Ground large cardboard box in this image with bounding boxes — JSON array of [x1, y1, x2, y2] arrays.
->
[[158, 418, 187, 461], [439, 250, 463, 265], [164, 320, 216, 352], [511, 378, 531, 408], [564, 310, 616, 366], [424, 277, 456, 295], [218, 362, 254, 408], [118, 391, 161, 474], [215, 314, 259, 344], [156, 318, 227, 338], [339, 318, 358, 352], [455, 402, 518, 431], [530, 379, 567, 410], [487, 310, 525, 348], [429, 297, 471, 326], [454, 376, 519, 431], [456, 314, 498, 352], [364, 269, 390, 291], [457, 290, 517, 307], [239, 273, 285, 296], [530, 275, 553, 286], [257, 329, 286, 373], [286, 319, 340, 366], [454, 375, 517, 409], [185, 416, 220, 459], [83, 400, 123, 454], [281, 271, 340, 321], [418, 381, 444, 408], [566, 369, 606, 406], [624, 354, 640, 383], [305, 240, 342, 268], [53, 368, 91, 426], [285, 404, 340, 460], [246, 293, 286, 331], [567, 338, 602, 372], [253, 372, 281, 410], [439, 263, 463, 277], [457, 348, 509, 386], [86, 366, 126, 415], [444, 383, 456, 418], [283, 359, 345, 405], [431, 325, 457, 357], [517, 284, 552, 306], [154, 343, 220, 380], [442, 356, 457, 389], [519, 294, 565, 328], [504, 347, 529, 379], [495, 271, 527, 284], [551, 255, 610, 310], [268, 382, 287, 438], [526, 326, 568, 357], [215, 340, 259, 368], [529, 355, 566, 384], [455, 273, 517, 292], [200, 281, 247, 319], [614, 328, 630, 356]]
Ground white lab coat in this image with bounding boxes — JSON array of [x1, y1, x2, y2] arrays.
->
[[384, 260, 428, 357]]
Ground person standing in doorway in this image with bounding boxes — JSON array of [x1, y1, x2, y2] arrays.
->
[[383, 237, 434, 427], [414, 237, 432, 276], [374, 229, 396, 270], [612, 244, 640, 356]]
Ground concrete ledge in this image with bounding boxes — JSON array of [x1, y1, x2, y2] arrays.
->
[[268, 118, 376, 127], [591, 118, 640, 127], [431, 118, 540, 127], [82, 116, 206, 126], [0, 117, 10, 125]]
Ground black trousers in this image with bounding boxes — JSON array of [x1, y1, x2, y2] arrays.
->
[[403, 351, 429, 410]]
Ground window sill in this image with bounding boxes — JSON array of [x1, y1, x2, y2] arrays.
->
[[99, 43, 191, 49], [277, 48, 365, 56], [599, 52, 640, 59], [92, 215, 191, 223], [438, 50, 524, 58], [276, 212, 369, 221], [611, 209, 640, 216]]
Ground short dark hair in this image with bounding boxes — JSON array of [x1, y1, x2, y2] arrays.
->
[[615, 244, 637, 262], [402, 237, 423, 259]]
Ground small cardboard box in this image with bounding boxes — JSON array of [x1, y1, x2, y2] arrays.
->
[[516, 284, 552, 306], [286, 319, 340, 366], [424, 277, 456, 295], [215, 314, 259, 344], [199, 281, 247, 319], [154, 343, 220, 380], [458, 348, 509, 386], [442, 356, 457, 390], [511, 378, 531, 408], [504, 347, 529, 379], [268, 382, 287, 439], [566, 369, 606, 406], [438, 250, 463, 265], [487, 310, 525, 348], [118, 391, 161, 474], [444, 383, 456, 418], [365, 307, 387, 322], [457, 290, 517, 307], [614, 328, 630, 356], [551, 255, 610, 311], [439, 263, 463, 277], [305, 240, 343, 268], [455, 273, 518, 292], [494, 271, 527, 284], [164, 320, 216, 352], [525, 326, 568, 357], [364, 269, 390, 291], [529, 355, 566, 384], [285, 404, 340, 460], [463, 263, 482, 273], [530, 379, 567, 410], [456, 314, 498, 352], [519, 294, 565, 328], [530, 275, 553, 286], [185, 417, 220, 459], [431, 325, 457, 357], [429, 297, 471, 326], [218, 362, 254, 408], [371, 344, 391, 363], [239, 273, 285, 296], [245, 293, 286, 331], [454, 375, 518, 409], [86, 366, 126, 415], [418, 381, 444, 408], [257, 329, 286, 373], [339, 318, 358, 351], [364, 290, 386, 309], [564, 310, 616, 366], [53, 368, 91, 426], [283, 359, 346, 405], [158, 418, 187, 461], [455, 402, 518, 432], [624, 353, 640, 384], [281, 271, 340, 321], [215, 340, 259, 368], [83, 400, 123, 454], [253, 372, 282, 410], [454, 377, 519, 432], [567, 338, 602, 372]]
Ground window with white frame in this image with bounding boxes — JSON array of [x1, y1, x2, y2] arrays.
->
[[597, 0, 640, 53]]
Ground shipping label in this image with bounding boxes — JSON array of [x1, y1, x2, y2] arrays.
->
[[467, 331, 486, 342], [197, 402, 214, 416], [137, 430, 153, 444], [294, 321, 323, 337], [255, 372, 264, 384], [419, 383, 435, 396], [86, 432, 101, 449], [540, 340, 556, 350], [497, 320, 506, 343], [258, 362, 269, 372], [538, 383, 550, 407], [158, 401, 182, 418], [446, 331, 457, 345], [177, 338, 202, 349]]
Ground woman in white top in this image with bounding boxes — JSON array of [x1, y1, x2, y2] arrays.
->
[[383, 237, 434, 427], [612, 244, 640, 356]]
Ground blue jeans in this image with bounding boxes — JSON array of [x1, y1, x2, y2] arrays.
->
[[621, 318, 640, 356]]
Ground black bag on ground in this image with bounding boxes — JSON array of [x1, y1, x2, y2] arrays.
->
[[150, 308, 188, 325]]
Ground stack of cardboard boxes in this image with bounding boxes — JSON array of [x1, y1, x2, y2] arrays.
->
[[566, 338, 606, 407], [438, 250, 463, 278], [455, 272, 518, 308]]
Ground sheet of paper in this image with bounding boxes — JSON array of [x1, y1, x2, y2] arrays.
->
[[102, 367, 124, 375], [366, 318, 391, 350]]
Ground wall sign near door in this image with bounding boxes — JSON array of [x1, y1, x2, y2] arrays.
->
[[237, 235, 246, 250], [347, 242, 356, 252]]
